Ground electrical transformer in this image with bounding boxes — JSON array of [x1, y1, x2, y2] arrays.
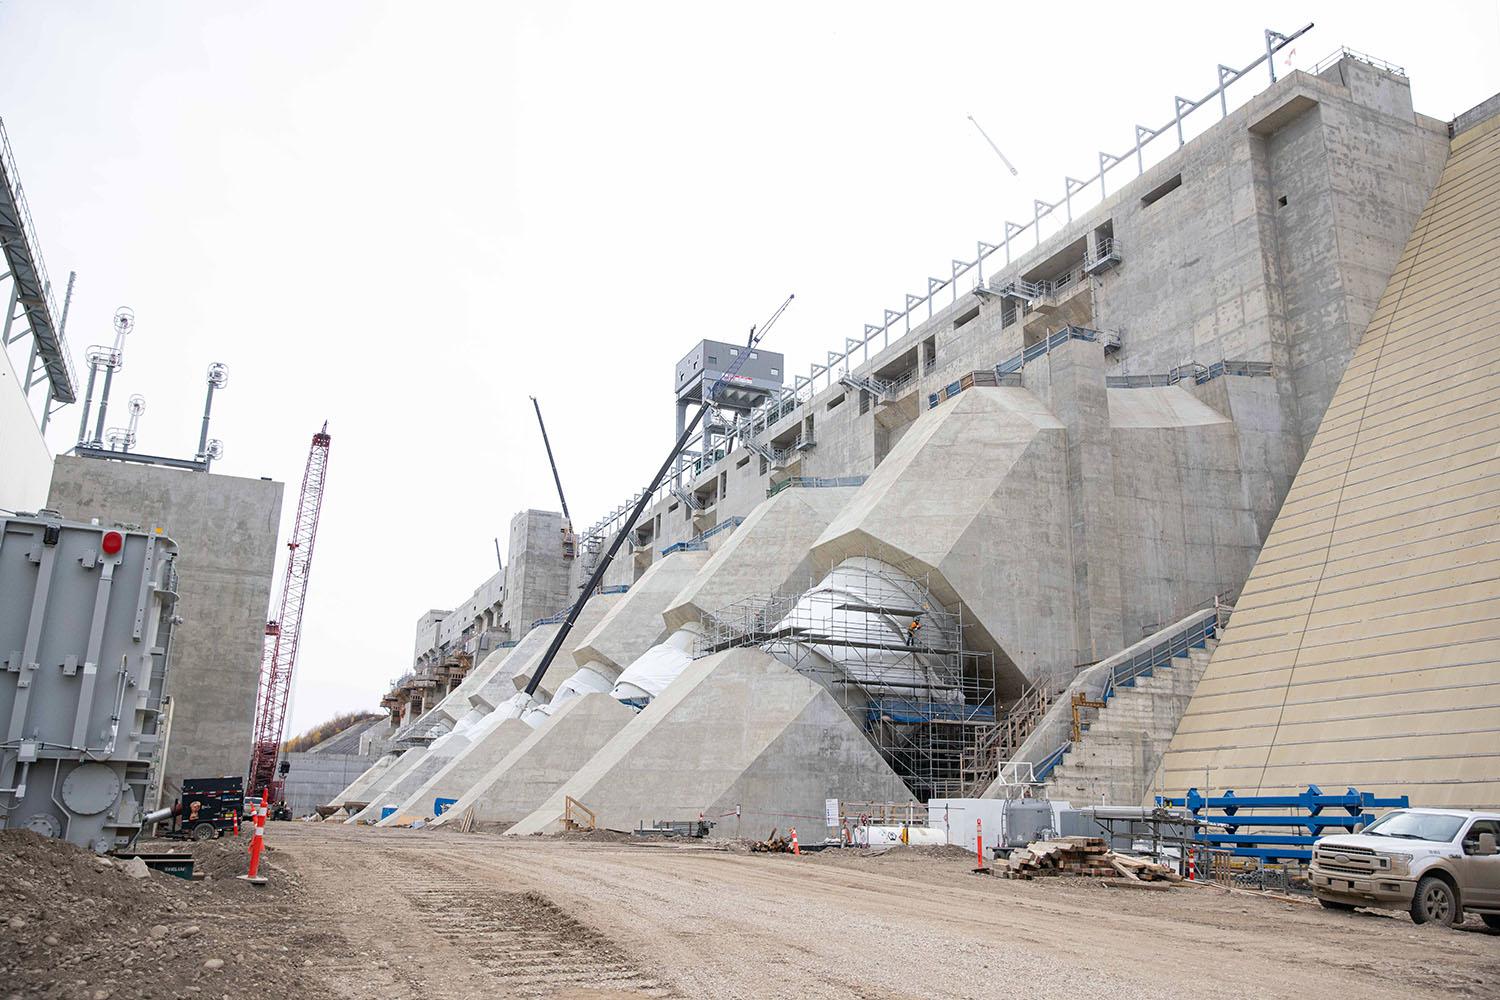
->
[[0, 509, 179, 852]]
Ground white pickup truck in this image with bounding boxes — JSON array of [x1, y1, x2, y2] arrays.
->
[[1310, 808, 1500, 928]]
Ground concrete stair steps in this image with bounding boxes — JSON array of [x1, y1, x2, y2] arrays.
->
[[1086, 700, 1194, 725], [1040, 627, 1221, 807]]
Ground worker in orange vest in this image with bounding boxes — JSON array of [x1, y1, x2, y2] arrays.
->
[[904, 616, 922, 647]]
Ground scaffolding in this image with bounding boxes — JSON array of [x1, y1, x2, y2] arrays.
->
[[696, 558, 997, 801]]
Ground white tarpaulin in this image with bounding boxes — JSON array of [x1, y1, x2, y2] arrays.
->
[[610, 628, 697, 706]]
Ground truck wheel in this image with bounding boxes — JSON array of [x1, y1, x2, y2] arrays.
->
[[1482, 914, 1500, 930], [191, 822, 217, 842], [1318, 898, 1356, 912], [1410, 875, 1458, 927]]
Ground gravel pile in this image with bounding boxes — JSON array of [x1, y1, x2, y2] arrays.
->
[[0, 830, 331, 999]]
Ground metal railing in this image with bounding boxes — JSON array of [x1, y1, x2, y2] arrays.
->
[[765, 475, 868, 499], [661, 515, 744, 556], [1032, 740, 1074, 783], [1105, 359, 1273, 389], [882, 367, 919, 399], [1100, 613, 1219, 704], [995, 325, 1103, 376], [1083, 236, 1124, 274], [669, 484, 706, 512], [0, 116, 75, 401], [1310, 46, 1406, 78]]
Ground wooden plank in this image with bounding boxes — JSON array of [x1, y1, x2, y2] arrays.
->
[[1102, 879, 1172, 892]]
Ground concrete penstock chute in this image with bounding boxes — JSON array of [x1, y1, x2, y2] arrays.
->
[[612, 483, 859, 706], [508, 647, 914, 838], [340, 623, 566, 822], [428, 493, 855, 829], [0, 511, 181, 851], [371, 593, 625, 825]]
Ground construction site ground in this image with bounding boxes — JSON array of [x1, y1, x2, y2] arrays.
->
[[5, 824, 1498, 1000]]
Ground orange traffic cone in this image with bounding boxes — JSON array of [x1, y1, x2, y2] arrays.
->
[[973, 818, 990, 873], [237, 791, 268, 886], [790, 827, 801, 856]]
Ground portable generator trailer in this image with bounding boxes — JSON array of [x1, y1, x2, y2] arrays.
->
[[148, 775, 244, 841], [0, 510, 181, 853]]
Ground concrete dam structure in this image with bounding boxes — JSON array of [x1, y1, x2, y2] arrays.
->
[[1154, 107, 1500, 809], [333, 51, 1497, 835]]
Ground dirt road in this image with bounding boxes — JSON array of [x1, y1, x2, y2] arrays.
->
[[266, 824, 1496, 1000]]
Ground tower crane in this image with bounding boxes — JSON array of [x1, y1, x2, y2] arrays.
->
[[247, 422, 333, 803]]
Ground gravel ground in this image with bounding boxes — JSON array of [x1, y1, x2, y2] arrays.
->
[[6, 823, 1498, 999], [0, 829, 336, 1000], [283, 823, 1498, 999]]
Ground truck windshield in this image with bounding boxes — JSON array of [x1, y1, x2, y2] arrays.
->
[[1361, 811, 1465, 843]]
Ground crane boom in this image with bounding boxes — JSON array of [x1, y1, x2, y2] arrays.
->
[[966, 114, 1019, 176], [247, 422, 332, 799], [523, 293, 793, 698], [530, 396, 571, 526]]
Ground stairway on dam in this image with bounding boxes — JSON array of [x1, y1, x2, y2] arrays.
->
[[1038, 637, 1218, 807]]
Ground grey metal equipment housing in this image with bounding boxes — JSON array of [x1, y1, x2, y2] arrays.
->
[[0, 510, 180, 852]]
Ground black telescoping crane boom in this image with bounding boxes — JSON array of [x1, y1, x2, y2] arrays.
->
[[530, 396, 571, 526], [523, 294, 794, 698]]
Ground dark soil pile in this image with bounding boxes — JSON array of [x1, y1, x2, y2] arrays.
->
[[0, 829, 331, 999]]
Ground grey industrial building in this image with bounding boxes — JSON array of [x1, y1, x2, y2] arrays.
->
[[47, 456, 283, 807]]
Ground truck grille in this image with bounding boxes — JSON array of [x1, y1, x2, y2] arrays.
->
[[1313, 845, 1388, 877]]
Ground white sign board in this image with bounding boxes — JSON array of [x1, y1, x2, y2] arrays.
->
[[825, 798, 839, 826]]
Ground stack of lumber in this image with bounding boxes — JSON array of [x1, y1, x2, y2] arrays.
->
[[1000, 836, 1181, 886]]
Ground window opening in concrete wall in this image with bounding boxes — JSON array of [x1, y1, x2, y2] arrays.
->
[[859, 389, 871, 415], [827, 393, 845, 412], [770, 367, 779, 376], [719, 470, 728, 498], [954, 303, 981, 329], [760, 456, 768, 475], [922, 336, 937, 374], [1278, 195, 1288, 207], [1141, 173, 1183, 207], [803, 414, 814, 443], [736, 455, 750, 469]]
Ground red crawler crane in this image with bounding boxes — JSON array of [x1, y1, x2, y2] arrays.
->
[[247, 422, 332, 801]]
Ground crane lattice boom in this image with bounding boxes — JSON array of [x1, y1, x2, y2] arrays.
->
[[247, 422, 332, 798]]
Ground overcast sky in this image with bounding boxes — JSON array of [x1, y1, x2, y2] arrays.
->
[[2, 1, 1496, 736]]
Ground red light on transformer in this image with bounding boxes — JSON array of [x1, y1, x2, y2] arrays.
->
[[101, 530, 124, 555]]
